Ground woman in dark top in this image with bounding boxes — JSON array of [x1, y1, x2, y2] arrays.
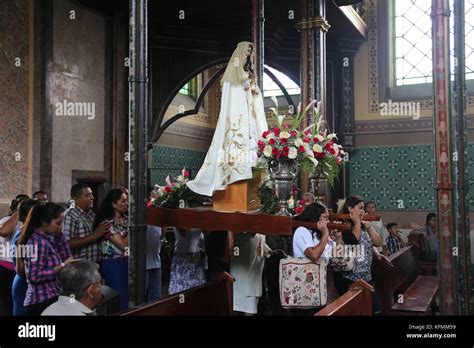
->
[[333, 196, 382, 312]]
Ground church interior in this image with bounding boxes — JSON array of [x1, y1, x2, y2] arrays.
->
[[1, 0, 474, 324]]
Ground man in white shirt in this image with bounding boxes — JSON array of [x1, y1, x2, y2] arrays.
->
[[42, 260, 102, 316]]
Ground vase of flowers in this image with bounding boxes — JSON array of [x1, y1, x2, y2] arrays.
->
[[270, 160, 298, 216], [257, 97, 347, 214]]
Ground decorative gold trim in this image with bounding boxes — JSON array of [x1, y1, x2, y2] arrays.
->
[[296, 16, 331, 32]]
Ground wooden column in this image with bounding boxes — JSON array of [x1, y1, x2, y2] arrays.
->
[[431, 0, 457, 315], [252, 0, 264, 90], [339, 40, 359, 198], [297, 0, 330, 202]]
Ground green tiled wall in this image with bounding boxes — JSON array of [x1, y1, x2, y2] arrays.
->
[[150, 145, 206, 186], [349, 144, 474, 211]]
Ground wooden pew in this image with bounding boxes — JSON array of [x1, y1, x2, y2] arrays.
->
[[374, 245, 438, 315], [120, 272, 234, 316], [314, 280, 373, 316]]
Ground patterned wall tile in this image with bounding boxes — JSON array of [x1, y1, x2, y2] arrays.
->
[[150, 145, 206, 186], [349, 144, 474, 211]]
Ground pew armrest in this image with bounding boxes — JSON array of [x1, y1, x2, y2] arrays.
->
[[315, 280, 374, 316]]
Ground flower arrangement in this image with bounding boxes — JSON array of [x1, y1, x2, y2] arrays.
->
[[150, 168, 204, 208], [257, 97, 347, 186]]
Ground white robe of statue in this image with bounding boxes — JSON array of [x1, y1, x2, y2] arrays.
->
[[187, 42, 268, 197]]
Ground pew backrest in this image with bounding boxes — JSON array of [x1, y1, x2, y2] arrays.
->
[[120, 272, 234, 316]]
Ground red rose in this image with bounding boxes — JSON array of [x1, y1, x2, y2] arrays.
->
[[272, 147, 279, 156], [303, 137, 310, 143], [299, 199, 305, 206], [324, 141, 334, 150], [262, 130, 270, 138], [273, 127, 281, 136], [257, 140, 264, 147], [295, 206, 304, 214], [164, 186, 172, 193], [183, 170, 190, 178], [282, 146, 289, 157], [304, 130, 311, 136], [329, 147, 337, 155], [269, 138, 276, 146], [280, 138, 288, 144], [291, 130, 298, 137], [282, 124, 289, 129], [298, 146, 305, 153], [336, 158, 341, 164]]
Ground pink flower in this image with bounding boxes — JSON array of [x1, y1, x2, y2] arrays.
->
[[299, 199, 305, 206], [183, 170, 190, 178]]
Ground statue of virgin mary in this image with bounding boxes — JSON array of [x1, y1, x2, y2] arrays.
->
[[187, 41, 268, 197]]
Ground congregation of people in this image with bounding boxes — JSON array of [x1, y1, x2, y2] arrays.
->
[[0, 187, 439, 316]]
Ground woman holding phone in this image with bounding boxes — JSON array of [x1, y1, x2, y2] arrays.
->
[[333, 195, 382, 312]]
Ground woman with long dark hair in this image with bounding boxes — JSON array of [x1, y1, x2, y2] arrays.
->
[[94, 188, 129, 310], [11, 199, 40, 315], [333, 195, 382, 312], [292, 202, 334, 262], [290, 202, 335, 315], [19, 203, 73, 315]]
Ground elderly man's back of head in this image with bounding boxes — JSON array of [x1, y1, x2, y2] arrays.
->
[[42, 260, 102, 316]]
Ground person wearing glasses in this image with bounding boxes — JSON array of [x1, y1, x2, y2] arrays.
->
[[42, 260, 103, 316]]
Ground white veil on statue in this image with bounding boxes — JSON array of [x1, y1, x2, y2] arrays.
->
[[186, 41, 268, 197]]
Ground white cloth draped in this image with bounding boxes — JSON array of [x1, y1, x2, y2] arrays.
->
[[186, 80, 268, 197]]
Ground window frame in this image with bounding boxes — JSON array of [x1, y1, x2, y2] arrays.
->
[[381, 0, 474, 102]]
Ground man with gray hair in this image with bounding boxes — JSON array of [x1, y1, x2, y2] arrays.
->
[[42, 260, 103, 316]]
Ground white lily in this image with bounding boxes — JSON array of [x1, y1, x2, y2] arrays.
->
[[294, 138, 304, 147]]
